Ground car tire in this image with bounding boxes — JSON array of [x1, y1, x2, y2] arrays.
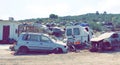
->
[[68, 45, 76, 52], [103, 42, 112, 50], [89, 48, 98, 52], [89, 43, 98, 52], [53, 48, 63, 54], [17, 47, 29, 55]]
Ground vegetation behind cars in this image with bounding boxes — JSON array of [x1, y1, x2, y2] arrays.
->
[[18, 12, 120, 32]]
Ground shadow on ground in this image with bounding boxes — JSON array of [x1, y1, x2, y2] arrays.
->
[[96, 48, 120, 54]]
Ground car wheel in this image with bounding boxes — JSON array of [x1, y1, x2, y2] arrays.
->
[[103, 42, 112, 50], [89, 43, 98, 52], [53, 48, 63, 54], [68, 45, 76, 52], [17, 47, 29, 55], [89, 48, 98, 52]]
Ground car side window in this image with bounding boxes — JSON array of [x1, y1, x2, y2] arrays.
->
[[29, 35, 39, 41], [41, 35, 50, 42], [22, 34, 29, 40], [23, 34, 39, 41]]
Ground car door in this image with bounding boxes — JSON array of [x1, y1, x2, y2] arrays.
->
[[73, 27, 80, 40], [40, 35, 54, 51], [24, 34, 42, 51], [73, 27, 82, 44]]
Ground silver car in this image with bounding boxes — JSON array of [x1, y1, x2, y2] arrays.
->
[[14, 32, 68, 54]]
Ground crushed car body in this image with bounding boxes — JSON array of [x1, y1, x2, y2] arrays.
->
[[90, 32, 120, 52]]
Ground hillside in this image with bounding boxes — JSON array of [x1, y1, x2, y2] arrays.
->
[[18, 13, 120, 31]]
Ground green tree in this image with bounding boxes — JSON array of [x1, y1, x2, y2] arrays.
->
[[103, 11, 107, 15], [49, 14, 58, 19], [35, 19, 43, 24], [96, 11, 99, 15], [89, 22, 102, 31]]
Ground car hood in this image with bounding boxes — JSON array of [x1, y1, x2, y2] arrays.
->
[[54, 40, 67, 46], [91, 37, 104, 42], [91, 32, 114, 42], [50, 37, 66, 46]]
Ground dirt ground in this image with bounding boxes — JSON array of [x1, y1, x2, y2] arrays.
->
[[0, 45, 120, 65]]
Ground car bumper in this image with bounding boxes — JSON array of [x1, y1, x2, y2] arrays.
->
[[9, 45, 15, 51], [62, 46, 68, 53]]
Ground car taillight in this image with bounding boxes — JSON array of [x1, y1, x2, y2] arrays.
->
[[74, 41, 80, 45]]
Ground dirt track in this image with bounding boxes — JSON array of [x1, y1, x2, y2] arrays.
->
[[0, 45, 120, 65]]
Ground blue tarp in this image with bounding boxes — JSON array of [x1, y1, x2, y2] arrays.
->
[[80, 23, 89, 27]]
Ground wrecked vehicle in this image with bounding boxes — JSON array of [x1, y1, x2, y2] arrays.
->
[[13, 32, 68, 55], [89, 32, 120, 52], [65, 25, 93, 49]]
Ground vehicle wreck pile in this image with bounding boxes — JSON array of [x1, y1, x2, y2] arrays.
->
[[90, 32, 120, 52], [9, 22, 120, 55]]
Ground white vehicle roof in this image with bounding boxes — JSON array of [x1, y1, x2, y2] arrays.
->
[[66, 25, 83, 28], [91, 32, 115, 41], [21, 32, 49, 37]]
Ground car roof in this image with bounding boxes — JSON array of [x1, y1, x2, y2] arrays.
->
[[21, 32, 49, 37]]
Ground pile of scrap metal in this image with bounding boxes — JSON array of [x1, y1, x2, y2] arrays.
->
[[89, 32, 120, 52]]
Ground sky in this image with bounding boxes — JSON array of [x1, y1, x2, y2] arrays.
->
[[0, 0, 120, 20]]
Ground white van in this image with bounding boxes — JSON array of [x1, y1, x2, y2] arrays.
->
[[65, 25, 93, 47]]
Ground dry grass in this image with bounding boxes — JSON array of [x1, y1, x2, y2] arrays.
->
[[0, 49, 120, 65]]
